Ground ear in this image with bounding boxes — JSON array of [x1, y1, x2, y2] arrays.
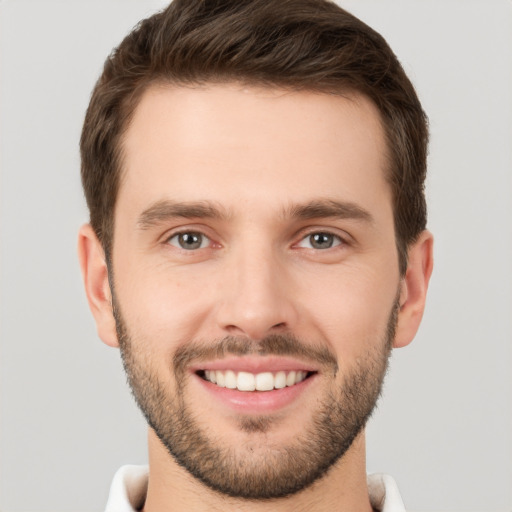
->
[[77, 224, 119, 348], [393, 230, 434, 348]]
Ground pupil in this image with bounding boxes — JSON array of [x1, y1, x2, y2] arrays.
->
[[311, 233, 332, 249], [180, 233, 201, 249]]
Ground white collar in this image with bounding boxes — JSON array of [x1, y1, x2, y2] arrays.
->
[[105, 465, 406, 512], [105, 465, 148, 512], [367, 473, 407, 512]]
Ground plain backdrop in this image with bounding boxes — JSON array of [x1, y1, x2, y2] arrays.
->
[[0, 1, 511, 510]]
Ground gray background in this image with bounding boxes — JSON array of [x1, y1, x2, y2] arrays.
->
[[1, 1, 511, 510]]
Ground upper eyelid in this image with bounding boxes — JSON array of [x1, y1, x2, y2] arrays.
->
[[166, 231, 211, 250], [161, 225, 216, 243], [165, 228, 205, 237], [159, 225, 352, 247], [166, 230, 209, 240], [295, 232, 345, 248], [294, 226, 352, 245]]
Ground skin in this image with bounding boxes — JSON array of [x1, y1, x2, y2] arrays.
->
[[78, 83, 433, 512]]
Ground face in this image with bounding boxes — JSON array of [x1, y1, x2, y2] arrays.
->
[[109, 84, 403, 498]]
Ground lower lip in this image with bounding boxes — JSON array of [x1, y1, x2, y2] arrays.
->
[[194, 373, 317, 414]]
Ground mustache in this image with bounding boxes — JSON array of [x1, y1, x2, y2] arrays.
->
[[173, 334, 339, 377]]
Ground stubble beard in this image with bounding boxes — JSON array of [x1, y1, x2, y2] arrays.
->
[[114, 297, 398, 500]]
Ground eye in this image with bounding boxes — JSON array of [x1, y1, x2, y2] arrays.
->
[[297, 232, 343, 250], [167, 231, 210, 250]]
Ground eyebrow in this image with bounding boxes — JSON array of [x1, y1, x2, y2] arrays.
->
[[284, 199, 373, 224], [137, 199, 230, 229], [137, 197, 373, 230]]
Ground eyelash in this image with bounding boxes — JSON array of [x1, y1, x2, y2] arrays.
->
[[295, 231, 345, 250], [165, 231, 213, 250], [164, 229, 348, 252]]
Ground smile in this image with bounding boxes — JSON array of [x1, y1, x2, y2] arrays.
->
[[199, 369, 312, 392]]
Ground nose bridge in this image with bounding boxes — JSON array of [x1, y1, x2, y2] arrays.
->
[[218, 235, 297, 339]]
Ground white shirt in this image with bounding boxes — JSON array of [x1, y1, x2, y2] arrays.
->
[[105, 465, 407, 511]]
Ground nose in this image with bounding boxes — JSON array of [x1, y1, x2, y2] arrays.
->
[[216, 245, 299, 340]]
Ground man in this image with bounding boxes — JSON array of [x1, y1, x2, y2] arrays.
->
[[78, 0, 433, 510]]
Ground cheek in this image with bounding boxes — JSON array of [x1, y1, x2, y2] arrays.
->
[[297, 265, 398, 357], [114, 244, 400, 361], [116, 262, 217, 345]]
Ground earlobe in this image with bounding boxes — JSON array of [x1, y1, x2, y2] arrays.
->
[[393, 230, 434, 348], [77, 224, 119, 348]]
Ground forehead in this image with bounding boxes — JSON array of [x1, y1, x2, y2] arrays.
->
[[118, 83, 390, 219]]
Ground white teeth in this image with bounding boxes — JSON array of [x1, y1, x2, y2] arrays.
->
[[203, 369, 309, 391], [237, 371, 256, 391], [216, 370, 226, 387], [274, 371, 287, 389], [225, 370, 237, 389], [255, 372, 274, 391], [286, 371, 296, 387]]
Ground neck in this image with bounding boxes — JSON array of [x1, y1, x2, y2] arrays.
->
[[142, 429, 373, 512]]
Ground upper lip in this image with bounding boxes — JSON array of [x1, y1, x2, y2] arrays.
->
[[190, 356, 319, 374]]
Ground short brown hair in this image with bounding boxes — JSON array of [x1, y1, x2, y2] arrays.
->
[[80, 0, 428, 274]]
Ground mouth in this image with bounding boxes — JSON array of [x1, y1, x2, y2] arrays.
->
[[196, 369, 316, 392], [190, 356, 320, 413]]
